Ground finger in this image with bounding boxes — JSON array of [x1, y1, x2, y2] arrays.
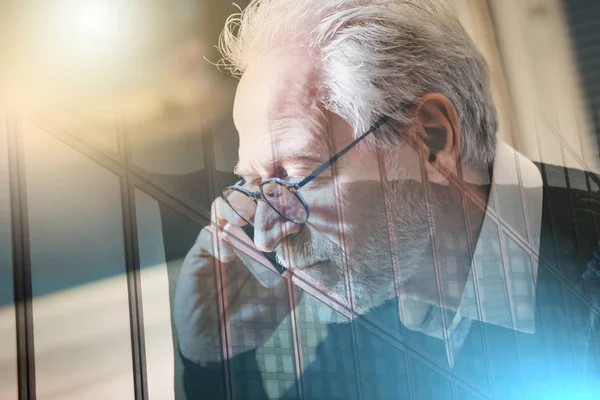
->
[[189, 226, 236, 263], [223, 223, 284, 288], [211, 197, 246, 228], [210, 225, 236, 263]]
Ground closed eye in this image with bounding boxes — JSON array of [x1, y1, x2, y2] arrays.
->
[[273, 164, 289, 179]]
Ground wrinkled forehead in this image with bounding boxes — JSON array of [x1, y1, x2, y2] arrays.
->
[[232, 49, 332, 174]]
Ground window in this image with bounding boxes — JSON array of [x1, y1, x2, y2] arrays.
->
[[1, 1, 599, 399]]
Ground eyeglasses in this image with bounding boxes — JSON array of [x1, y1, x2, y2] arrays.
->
[[222, 114, 392, 225]]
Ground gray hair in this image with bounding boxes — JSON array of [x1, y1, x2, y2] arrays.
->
[[218, 0, 498, 167]]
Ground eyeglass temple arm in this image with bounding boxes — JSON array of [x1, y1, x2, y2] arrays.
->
[[296, 115, 392, 188]]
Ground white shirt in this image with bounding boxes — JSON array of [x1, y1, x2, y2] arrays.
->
[[399, 141, 543, 365]]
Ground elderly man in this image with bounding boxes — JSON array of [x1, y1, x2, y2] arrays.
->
[[174, 1, 600, 399]]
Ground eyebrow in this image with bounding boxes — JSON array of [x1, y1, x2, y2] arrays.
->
[[233, 154, 327, 178], [233, 128, 337, 178]]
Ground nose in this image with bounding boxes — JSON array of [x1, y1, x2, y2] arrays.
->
[[253, 201, 302, 252]]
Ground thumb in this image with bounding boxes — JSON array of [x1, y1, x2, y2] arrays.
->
[[201, 224, 236, 263], [223, 223, 285, 289]]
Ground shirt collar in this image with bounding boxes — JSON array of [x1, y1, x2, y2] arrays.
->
[[459, 140, 543, 330], [399, 141, 544, 366]]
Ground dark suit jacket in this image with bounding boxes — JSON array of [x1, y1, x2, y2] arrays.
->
[[178, 163, 600, 400]]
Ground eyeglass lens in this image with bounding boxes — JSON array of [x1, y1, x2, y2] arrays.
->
[[223, 181, 308, 224], [223, 188, 256, 224], [260, 181, 308, 223]]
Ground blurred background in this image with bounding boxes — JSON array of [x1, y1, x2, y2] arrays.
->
[[0, 0, 599, 399]]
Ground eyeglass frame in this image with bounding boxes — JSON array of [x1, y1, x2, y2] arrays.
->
[[222, 114, 393, 225]]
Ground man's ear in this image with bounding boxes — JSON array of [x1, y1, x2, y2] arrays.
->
[[412, 93, 461, 183]]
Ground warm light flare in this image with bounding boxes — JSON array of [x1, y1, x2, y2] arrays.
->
[[55, 0, 129, 55], [73, 2, 120, 42]]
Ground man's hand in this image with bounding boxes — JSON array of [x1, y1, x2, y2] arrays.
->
[[173, 198, 297, 364]]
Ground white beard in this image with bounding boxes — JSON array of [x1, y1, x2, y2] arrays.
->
[[275, 179, 432, 313]]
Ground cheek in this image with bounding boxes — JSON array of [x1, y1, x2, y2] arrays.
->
[[337, 152, 382, 184], [332, 180, 392, 235], [301, 182, 381, 238], [290, 184, 349, 246], [302, 186, 343, 231]]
